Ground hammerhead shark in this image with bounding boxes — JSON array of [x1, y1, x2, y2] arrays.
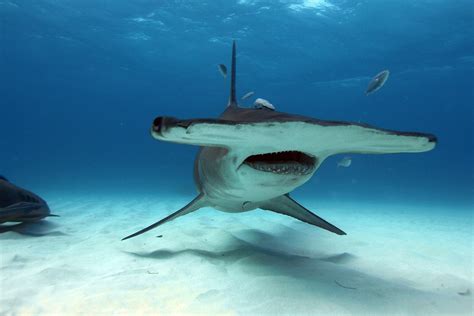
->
[[123, 41, 436, 240]]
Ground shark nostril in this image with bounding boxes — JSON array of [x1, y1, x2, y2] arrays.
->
[[153, 117, 164, 133]]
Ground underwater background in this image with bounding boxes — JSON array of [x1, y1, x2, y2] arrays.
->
[[0, 1, 473, 315], [1, 0, 472, 207]]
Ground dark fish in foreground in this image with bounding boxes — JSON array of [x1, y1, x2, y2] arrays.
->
[[366, 70, 390, 95], [0, 176, 57, 224], [123, 42, 436, 241], [218, 64, 227, 78]]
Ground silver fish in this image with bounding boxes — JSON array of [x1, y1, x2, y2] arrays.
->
[[254, 98, 275, 110], [366, 70, 390, 95], [337, 157, 352, 168], [241, 91, 255, 100]]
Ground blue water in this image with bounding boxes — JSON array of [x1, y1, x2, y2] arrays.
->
[[1, 0, 473, 209]]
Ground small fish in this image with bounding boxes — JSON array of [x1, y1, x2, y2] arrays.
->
[[366, 70, 390, 95], [241, 91, 255, 100], [254, 98, 275, 110], [218, 64, 227, 78], [337, 157, 352, 168], [458, 289, 471, 296]]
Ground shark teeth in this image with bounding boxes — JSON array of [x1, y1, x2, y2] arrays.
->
[[243, 150, 316, 176], [245, 162, 313, 176]]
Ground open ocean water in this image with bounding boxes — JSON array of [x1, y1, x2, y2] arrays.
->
[[1, 1, 473, 315]]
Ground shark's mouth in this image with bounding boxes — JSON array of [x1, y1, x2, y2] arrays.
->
[[243, 151, 317, 175]]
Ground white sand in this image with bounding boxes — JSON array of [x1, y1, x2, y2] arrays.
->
[[0, 195, 472, 315]]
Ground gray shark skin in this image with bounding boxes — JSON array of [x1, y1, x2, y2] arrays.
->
[[0, 177, 55, 224], [123, 42, 436, 240]]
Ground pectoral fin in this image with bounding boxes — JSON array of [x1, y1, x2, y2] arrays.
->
[[259, 194, 346, 235], [122, 194, 208, 240]]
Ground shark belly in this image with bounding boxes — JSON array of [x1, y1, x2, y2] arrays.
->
[[195, 147, 313, 212]]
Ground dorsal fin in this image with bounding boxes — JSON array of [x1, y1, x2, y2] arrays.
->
[[228, 40, 238, 108]]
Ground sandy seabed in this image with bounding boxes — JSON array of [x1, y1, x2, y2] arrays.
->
[[0, 195, 472, 315]]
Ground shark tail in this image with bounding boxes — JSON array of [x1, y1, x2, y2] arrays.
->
[[228, 40, 238, 108], [122, 193, 208, 240], [260, 194, 346, 235]]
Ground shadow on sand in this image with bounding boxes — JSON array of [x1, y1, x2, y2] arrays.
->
[[125, 228, 398, 292], [126, 228, 356, 265], [123, 228, 472, 315], [0, 221, 67, 237]]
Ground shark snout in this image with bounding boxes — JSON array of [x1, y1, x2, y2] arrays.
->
[[152, 116, 165, 134], [151, 116, 192, 141], [152, 116, 181, 135]]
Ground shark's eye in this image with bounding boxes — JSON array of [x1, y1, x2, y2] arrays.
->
[[153, 117, 164, 132]]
